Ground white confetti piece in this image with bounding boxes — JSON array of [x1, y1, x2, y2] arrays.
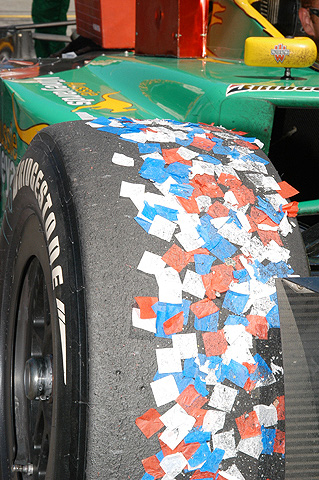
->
[[224, 190, 239, 208], [156, 348, 182, 374], [264, 240, 291, 263], [160, 405, 195, 449], [237, 435, 263, 459], [279, 214, 292, 237], [245, 174, 280, 191], [150, 375, 179, 407], [172, 333, 198, 359], [222, 338, 254, 365], [213, 429, 237, 459], [220, 464, 246, 480], [86, 120, 105, 127], [265, 193, 288, 210], [149, 215, 176, 242], [218, 222, 252, 247], [208, 384, 238, 413], [202, 409, 226, 434], [177, 146, 198, 160], [111, 152, 134, 167], [190, 160, 216, 177], [182, 269, 206, 298], [196, 195, 212, 212], [236, 211, 252, 232], [137, 251, 166, 275], [253, 404, 278, 427], [120, 181, 145, 210], [132, 308, 156, 333], [156, 267, 182, 304], [160, 453, 187, 478], [175, 231, 205, 252], [224, 325, 247, 345], [229, 158, 267, 174]]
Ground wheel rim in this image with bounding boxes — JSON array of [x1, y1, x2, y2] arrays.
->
[[13, 257, 56, 479]]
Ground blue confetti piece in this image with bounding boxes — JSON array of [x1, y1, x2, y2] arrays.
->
[[155, 303, 183, 338], [210, 236, 237, 261], [194, 312, 219, 332], [194, 375, 209, 396], [208, 356, 222, 369], [156, 450, 164, 462], [174, 373, 194, 393], [261, 426, 276, 454], [215, 362, 228, 382], [142, 202, 157, 221], [138, 143, 161, 154], [266, 305, 280, 328], [188, 443, 211, 469], [194, 254, 216, 275], [154, 204, 179, 222], [141, 473, 154, 480], [224, 315, 249, 326], [233, 269, 250, 283], [213, 144, 232, 155], [185, 427, 211, 444], [227, 210, 243, 229], [98, 125, 125, 135], [134, 216, 151, 233], [252, 354, 272, 383], [200, 448, 225, 473], [242, 153, 269, 165], [182, 299, 192, 325], [183, 358, 199, 378], [169, 183, 194, 199], [256, 196, 285, 224], [139, 157, 169, 183], [229, 148, 241, 159], [166, 162, 191, 184], [223, 290, 250, 315], [225, 359, 249, 388], [198, 154, 221, 165]]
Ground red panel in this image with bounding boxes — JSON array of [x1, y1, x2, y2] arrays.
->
[[75, 0, 135, 49], [135, 0, 208, 57]]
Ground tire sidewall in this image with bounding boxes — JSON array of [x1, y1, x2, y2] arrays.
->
[[0, 137, 87, 479]]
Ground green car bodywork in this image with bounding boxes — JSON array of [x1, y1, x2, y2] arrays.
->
[[1, 0, 319, 219]]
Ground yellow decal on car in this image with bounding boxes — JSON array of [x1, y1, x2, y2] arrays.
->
[[12, 95, 49, 145], [72, 92, 136, 113]]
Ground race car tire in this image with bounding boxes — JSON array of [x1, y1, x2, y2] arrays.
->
[[0, 120, 309, 480]]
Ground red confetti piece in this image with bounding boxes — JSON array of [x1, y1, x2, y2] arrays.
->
[[235, 411, 261, 439], [191, 136, 216, 151], [202, 264, 234, 297], [245, 315, 268, 340], [162, 148, 192, 165], [176, 384, 208, 414], [190, 470, 219, 479], [162, 244, 190, 272], [202, 330, 228, 356], [191, 174, 224, 198], [257, 228, 283, 247], [230, 184, 256, 208], [282, 201, 299, 217], [142, 455, 165, 479], [163, 311, 184, 335], [234, 138, 259, 150], [159, 438, 200, 460], [243, 377, 257, 393], [275, 395, 285, 421], [273, 430, 285, 454], [135, 408, 164, 439], [190, 298, 219, 319], [134, 296, 158, 319], [207, 201, 230, 218], [177, 195, 200, 214], [218, 172, 242, 188], [276, 181, 299, 198]]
